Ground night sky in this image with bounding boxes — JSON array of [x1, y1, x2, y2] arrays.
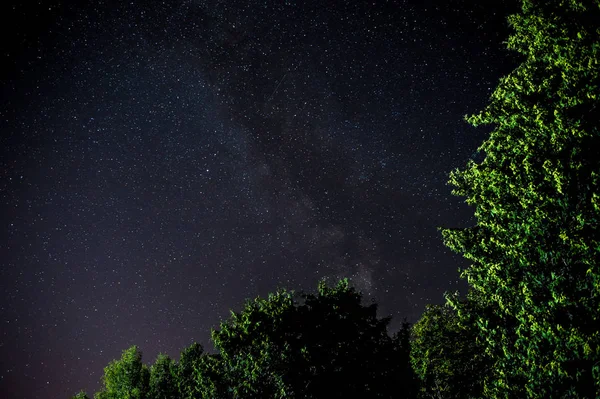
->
[[1, 0, 519, 397]]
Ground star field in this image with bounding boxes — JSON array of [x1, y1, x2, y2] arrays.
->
[[1, 0, 519, 397]]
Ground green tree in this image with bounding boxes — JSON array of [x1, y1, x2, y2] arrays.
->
[[148, 353, 177, 399], [411, 295, 492, 399], [441, 0, 600, 397], [176, 342, 205, 399], [94, 346, 150, 399], [71, 391, 90, 399], [209, 278, 415, 398], [192, 353, 229, 399], [72, 280, 418, 399]]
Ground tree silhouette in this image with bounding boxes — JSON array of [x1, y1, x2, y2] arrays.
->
[[205, 279, 416, 398], [72, 279, 416, 399]]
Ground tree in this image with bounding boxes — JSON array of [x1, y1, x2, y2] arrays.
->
[[148, 353, 177, 399], [176, 342, 205, 399], [394, 319, 420, 397], [192, 353, 230, 399], [94, 346, 150, 399], [209, 278, 416, 398], [71, 391, 90, 399], [410, 294, 492, 399], [72, 280, 418, 399], [441, 0, 600, 397]]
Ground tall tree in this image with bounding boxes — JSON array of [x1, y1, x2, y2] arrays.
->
[[441, 0, 600, 397], [94, 346, 150, 399]]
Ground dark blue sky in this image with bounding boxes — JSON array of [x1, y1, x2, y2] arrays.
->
[[1, 0, 519, 397]]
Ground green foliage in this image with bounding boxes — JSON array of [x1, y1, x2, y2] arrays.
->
[[192, 353, 230, 399], [148, 353, 177, 399], [442, 0, 600, 397], [208, 278, 415, 398], [71, 391, 90, 399], [175, 342, 205, 399], [411, 294, 492, 399], [75, 279, 414, 399], [94, 346, 150, 399]]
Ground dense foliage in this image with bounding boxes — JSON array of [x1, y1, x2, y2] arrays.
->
[[410, 294, 493, 399], [440, 0, 600, 397], [72, 0, 599, 398], [208, 279, 416, 398], [95, 346, 150, 399]]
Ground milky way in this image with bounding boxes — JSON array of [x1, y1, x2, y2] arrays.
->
[[0, 0, 518, 397]]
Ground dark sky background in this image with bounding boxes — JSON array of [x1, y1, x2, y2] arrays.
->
[[1, 0, 520, 397]]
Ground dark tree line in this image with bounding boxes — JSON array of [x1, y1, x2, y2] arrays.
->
[[73, 0, 599, 397], [73, 280, 417, 399]]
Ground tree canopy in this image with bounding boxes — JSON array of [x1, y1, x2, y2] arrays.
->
[[441, 0, 600, 396], [74, 279, 416, 399], [94, 346, 150, 399], [207, 279, 416, 398]]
